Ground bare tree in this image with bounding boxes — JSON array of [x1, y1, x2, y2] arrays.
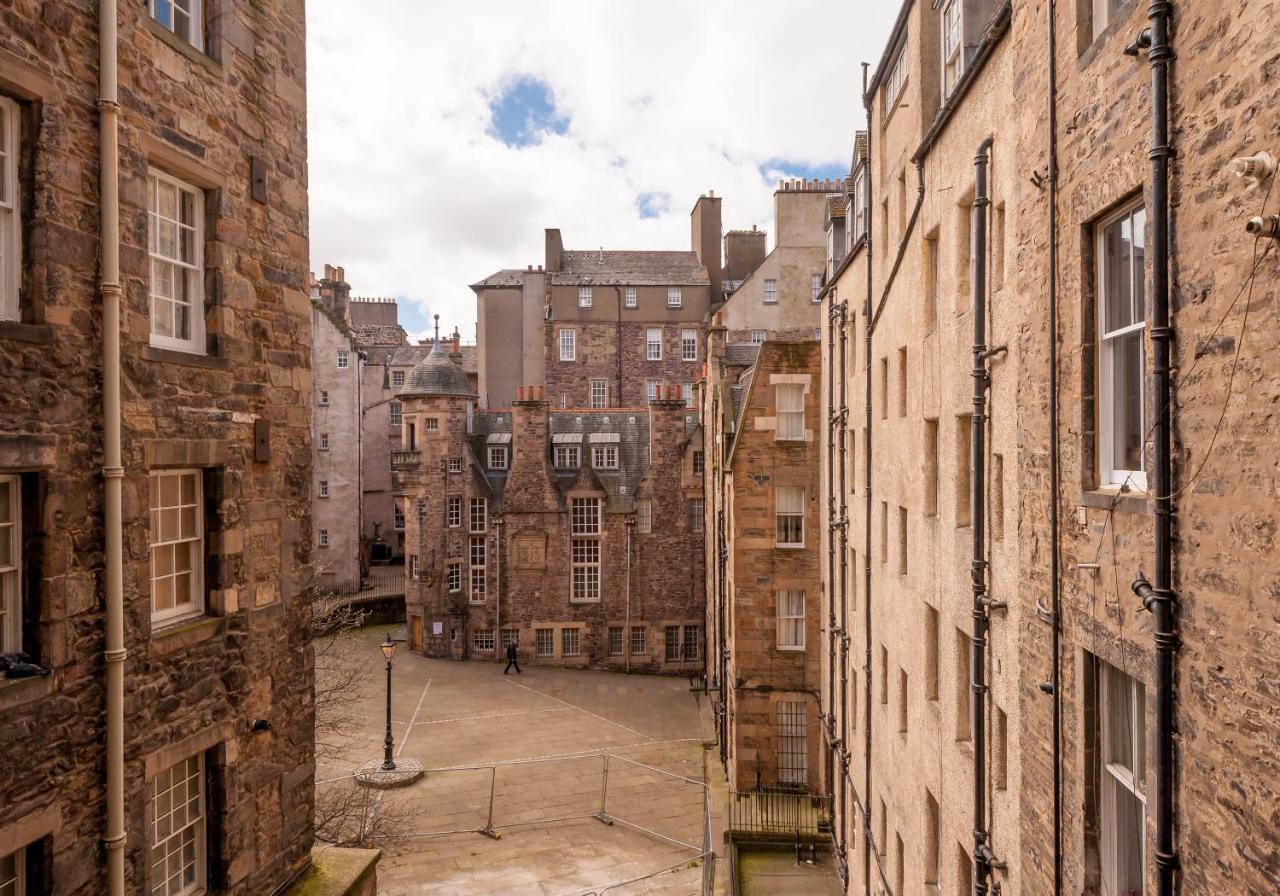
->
[[314, 782, 422, 850], [310, 591, 369, 764]]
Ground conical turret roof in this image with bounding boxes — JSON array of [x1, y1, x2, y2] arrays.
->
[[399, 316, 477, 399]]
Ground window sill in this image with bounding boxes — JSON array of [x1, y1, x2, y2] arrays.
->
[[0, 673, 54, 712], [775, 544, 805, 551], [776, 646, 806, 654], [149, 615, 225, 656], [1080, 489, 1151, 516], [144, 17, 224, 76], [0, 320, 53, 345], [144, 345, 230, 370]]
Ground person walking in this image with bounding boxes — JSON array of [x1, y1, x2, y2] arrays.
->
[[503, 641, 522, 675]]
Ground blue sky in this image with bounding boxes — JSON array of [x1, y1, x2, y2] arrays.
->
[[307, 1, 899, 342]]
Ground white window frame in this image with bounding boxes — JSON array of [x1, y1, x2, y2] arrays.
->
[[681, 383, 694, 407], [148, 169, 205, 354], [472, 629, 495, 653], [667, 287, 682, 308], [149, 0, 203, 50], [409, 553, 418, 578], [1093, 0, 1123, 39], [750, 330, 766, 345], [681, 330, 698, 362], [777, 590, 806, 650], [763, 279, 778, 304], [1100, 660, 1147, 896], [775, 486, 804, 548], [0, 844, 24, 896], [0, 476, 21, 654], [0, 97, 20, 323], [446, 562, 461, 593], [317, 528, 329, 547], [1097, 203, 1148, 491], [690, 497, 704, 532], [535, 628, 554, 657], [608, 626, 624, 656], [852, 169, 868, 243], [630, 625, 646, 656], [447, 496, 462, 527], [591, 445, 618, 470], [636, 498, 652, 534], [693, 450, 704, 474], [389, 401, 402, 426], [590, 378, 608, 409], [811, 274, 822, 303], [941, 0, 963, 97], [469, 536, 487, 601], [571, 498, 601, 535], [318, 432, 329, 451], [447, 457, 463, 473], [393, 502, 405, 531], [624, 286, 637, 308], [562, 627, 582, 656], [554, 445, 580, 469], [149, 469, 203, 627], [318, 480, 329, 499], [571, 538, 600, 602], [425, 417, 438, 431], [578, 286, 592, 308], [645, 328, 662, 361], [469, 497, 487, 533], [776, 383, 806, 441], [682, 624, 701, 661], [559, 328, 576, 361], [884, 41, 908, 115], [391, 369, 405, 387], [149, 753, 206, 896], [777, 702, 808, 785], [336, 350, 348, 368], [488, 446, 508, 470]]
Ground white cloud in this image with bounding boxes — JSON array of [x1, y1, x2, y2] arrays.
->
[[306, 0, 899, 338]]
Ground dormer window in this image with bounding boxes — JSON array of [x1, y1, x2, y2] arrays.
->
[[592, 445, 618, 470], [392, 370, 405, 387], [578, 287, 592, 308], [488, 446, 508, 470], [554, 445, 581, 468]]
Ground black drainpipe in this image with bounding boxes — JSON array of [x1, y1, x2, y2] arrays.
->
[[613, 285, 624, 406], [825, 297, 842, 857], [860, 61, 874, 896], [837, 295, 850, 873], [1131, 3, 1178, 894], [1045, 1, 1064, 892], [970, 136, 999, 896]]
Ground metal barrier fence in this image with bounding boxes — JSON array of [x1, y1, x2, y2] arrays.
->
[[321, 751, 714, 895], [321, 565, 405, 602], [727, 787, 833, 843]]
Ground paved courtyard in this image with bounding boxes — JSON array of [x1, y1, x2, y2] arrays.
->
[[316, 625, 716, 895]]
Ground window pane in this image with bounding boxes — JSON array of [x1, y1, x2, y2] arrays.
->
[[1104, 215, 1135, 332], [1111, 330, 1145, 472]]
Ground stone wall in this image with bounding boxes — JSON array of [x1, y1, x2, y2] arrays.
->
[[544, 321, 705, 409]]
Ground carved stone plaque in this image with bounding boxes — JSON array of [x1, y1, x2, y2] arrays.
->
[[513, 530, 546, 569]]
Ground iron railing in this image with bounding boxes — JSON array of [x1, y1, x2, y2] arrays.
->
[[727, 787, 833, 843], [321, 565, 406, 602]]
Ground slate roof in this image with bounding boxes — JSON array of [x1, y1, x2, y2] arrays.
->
[[366, 344, 478, 375], [398, 340, 477, 399], [724, 343, 761, 368], [470, 269, 527, 290], [550, 250, 709, 287], [827, 195, 846, 218]]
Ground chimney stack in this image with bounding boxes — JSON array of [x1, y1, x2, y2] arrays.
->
[[690, 193, 723, 304]]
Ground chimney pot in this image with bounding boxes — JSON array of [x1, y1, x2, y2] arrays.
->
[[518, 386, 525, 401]]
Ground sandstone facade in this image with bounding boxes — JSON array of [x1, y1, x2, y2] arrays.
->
[[0, 0, 313, 892]]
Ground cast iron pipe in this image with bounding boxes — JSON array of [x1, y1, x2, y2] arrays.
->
[[861, 61, 874, 896], [837, 297, 851, 868], [825, 298, 842, 857]]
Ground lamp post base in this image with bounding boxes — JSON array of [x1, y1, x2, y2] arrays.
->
[[354, 757, 424, 789]]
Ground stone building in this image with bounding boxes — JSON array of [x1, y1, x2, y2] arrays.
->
[[392, 336, 705, 671], [715, 179, 834, 343], [0, 0, 314, 893], [702, 332, 822, 792], [817, 1, 1280, 894]]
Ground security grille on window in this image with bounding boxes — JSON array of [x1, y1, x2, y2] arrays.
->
[[554, 445, 580, 468], [667, 287, 682, 308], [608, 627, 623, 656], [148, 170, 204, 354], [318, 390, 329, 406], [149, 0, 202, 48], [777, 590, 806, 649], [472, 629, 495, 653], [680, 330, 698, 362], [389, 401, 402, 426], [751, 330, 766, 345], [535, 628, 554, 657], [690, 498, 704, 533], [149, 754, 205, 896], [645, 328, 662, 360], [1096, 657, 1147, 896], [777, 702, 808, 785], [811, 274, 822, 303], [446, 562, 461, 593], [664, 626, 681, 662], [631, 626, 646, 656], [488, 446, 508, 470], [318, 480, 329, 499], [624, 286, 637, 308], [776, 383, 805, 440], [416, 498, 427, 525], [336, 350, 348, 368], [682, 625, 701, 661], [0, 476, 20, 654], [571, 539, 600, 602], [636, 498, 652, 534], [693, 451, 704, 474], [0, 97, 19, 322], [578, 287, 592, 308], [470, 537, 487, 599], [884, 41, 908, 113], [562, 628, 581, 656], [469, 498, 487, 532], [763, 280, 778, 304], [317, 528, 328, 547], [149, 470, 203, 626], [448, 457, 462, 473], [1098, 203, 1147, 489], [590, 379, 608, 408], [393, 503, 405, 530], [775, 486, 804, 547], [447, 496, 462, 527], [942, 0, 963, 96], [319, 432, 329, 451], [391, 370, 405, 387], [591, 445, 618, 469], [559, 328, 576, 361], [409, 554, 418, 578]]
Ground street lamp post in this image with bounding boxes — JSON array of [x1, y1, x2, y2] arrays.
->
[[381, 633, 396, 770]]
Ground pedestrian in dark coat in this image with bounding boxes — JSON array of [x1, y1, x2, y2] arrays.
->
[[503, 641, 522, 675]]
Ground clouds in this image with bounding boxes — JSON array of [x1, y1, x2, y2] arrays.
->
[[306, 0, 898, 341]]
